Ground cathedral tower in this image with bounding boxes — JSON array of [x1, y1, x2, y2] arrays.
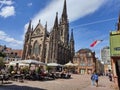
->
[[22, 20, 32, 59], [70, 29, 75, 61], [22, 0, 75, 64], [60, 0, 69, 45]]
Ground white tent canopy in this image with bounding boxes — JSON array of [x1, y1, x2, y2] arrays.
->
[[47, 63, 63, 67], [9, 61, 29, 66], [73, 63, 78, 66], [9, 61, 18, 66], [20, 59, 46, 65], [65, 61, 77, 66], [9, 59, 46, 66]]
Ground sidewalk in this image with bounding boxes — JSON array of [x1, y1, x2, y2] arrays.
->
[[82, 76, 115, 90], [0, 74, 116, 90]]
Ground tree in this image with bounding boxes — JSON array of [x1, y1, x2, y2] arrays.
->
[[0, 57, 5, 69], [0, 52, 6, 57]]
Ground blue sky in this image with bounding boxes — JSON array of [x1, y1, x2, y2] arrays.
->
[[0, 0, 120, 59]]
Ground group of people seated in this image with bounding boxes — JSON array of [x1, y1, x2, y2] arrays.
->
[[0, 68, 11, 84], [25, 69, 71, 80], [60, 71, 71, 79], [0, 66, 72, 84]]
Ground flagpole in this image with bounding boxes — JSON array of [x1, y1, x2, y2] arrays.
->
[[90, 40, 103, 73], [90, 46, 96, 73]]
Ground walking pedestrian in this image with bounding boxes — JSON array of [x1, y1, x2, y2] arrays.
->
[[91, 73, 95, 86], [94, 73, 99, 87], [108, 70, 112, 81], [109, 73, 113, 81]]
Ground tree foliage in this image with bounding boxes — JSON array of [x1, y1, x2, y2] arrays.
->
[[0, 57, 5, 69], [0, 52, 6, 57]]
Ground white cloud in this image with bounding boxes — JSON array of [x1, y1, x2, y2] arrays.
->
[[27, 3, 32, 7], [0, 0, 14, 5], [25, 0, 108, 32], [0, 6, 15, 18], [0, 30, 23, 48], [0, 0, 14, 9]]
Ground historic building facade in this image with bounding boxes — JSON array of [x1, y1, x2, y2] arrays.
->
[[110, 15, 120, 89], [101, 46, 111, 75], [101, 46, 110, 64], [95, 58, 104, 75], [73, 48, 96, 74], [22, 0, 75, 64], [0, 45, 22, 62]]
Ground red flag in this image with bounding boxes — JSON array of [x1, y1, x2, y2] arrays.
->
[[90, 40, 103, 47]]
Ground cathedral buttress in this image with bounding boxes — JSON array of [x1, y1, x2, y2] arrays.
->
[[22, 20, 32, 59], [51, 12, 59, 62]]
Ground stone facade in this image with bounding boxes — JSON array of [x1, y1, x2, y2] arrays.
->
[[96, 58, 104, 75], [101, 46, 111, 75], [73, 48, 96, 74], [101, 46, 111, 64], [110, 15, 120, 89], [0, 45, 22, 62], [22, 0, 75, 64]]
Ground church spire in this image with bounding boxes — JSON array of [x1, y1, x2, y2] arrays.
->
[[62, 0, 67, 19], [32, 25, 33, 31], [39, 19, 41, 24], [70, 29, 75, 61], [27, 20, 31, 32], [45, 21, 47, 32], [117, 13, 120, 31], [70, 29, 74, 41], [53, 12, 58, 28], [45, 21, 47, 29]]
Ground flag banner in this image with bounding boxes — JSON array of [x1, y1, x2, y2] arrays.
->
[[90, 40, 103, 47]]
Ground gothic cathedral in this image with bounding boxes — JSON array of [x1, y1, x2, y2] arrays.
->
[[22, 0, 75, 64]]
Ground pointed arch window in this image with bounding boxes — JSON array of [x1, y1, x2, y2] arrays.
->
[[29, 45, 32, 55], [33, 41, 39, 55], [39, 44, 41, 55], [43, 44, 47, 59]]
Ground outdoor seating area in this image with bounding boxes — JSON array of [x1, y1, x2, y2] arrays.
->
[[0, 69, 72, 84], [0, 60, 74, 84]]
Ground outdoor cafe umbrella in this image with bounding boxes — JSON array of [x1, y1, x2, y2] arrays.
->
[[64, 61, 74, 67], [73, 63, 78, 66], [9, 61, 19, 66], [47, 63, 62, 67], [20, 59, 46, 71], [9, 61, 29, 66], [47, 63, 63, 72], [20, 59, 46, 65]]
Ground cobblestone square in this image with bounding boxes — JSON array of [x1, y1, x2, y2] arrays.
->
[[0, 74, 115, 90]]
